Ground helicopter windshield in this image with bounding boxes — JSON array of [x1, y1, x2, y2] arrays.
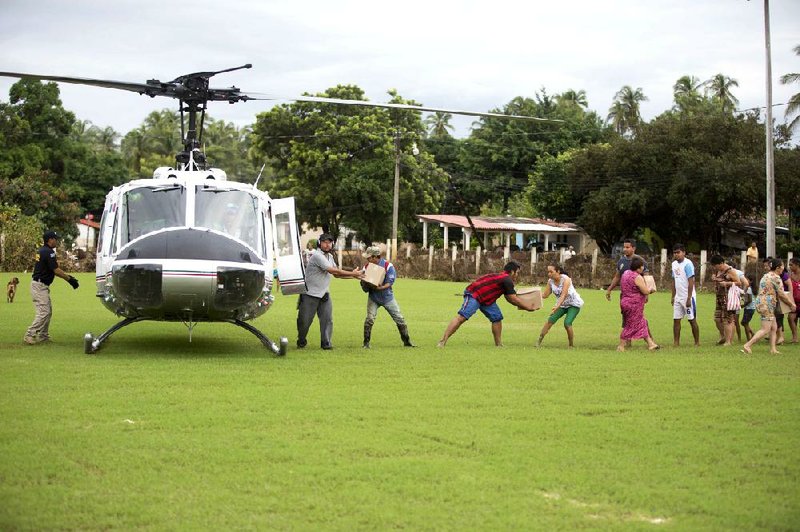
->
[[195, 186, 262, 253], [121, 185, 186, 246]]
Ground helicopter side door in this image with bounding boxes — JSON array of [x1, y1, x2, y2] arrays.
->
[[270, 197, 306, 295], [95, 193, 119, 293]]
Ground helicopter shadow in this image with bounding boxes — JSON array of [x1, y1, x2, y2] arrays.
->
[[83, 325, 286, 360]]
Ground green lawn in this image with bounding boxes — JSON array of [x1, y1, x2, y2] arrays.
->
[[1, 273, 798, 529]]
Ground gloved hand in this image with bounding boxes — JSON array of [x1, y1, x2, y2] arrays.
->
[[67, 276, 79, 289]]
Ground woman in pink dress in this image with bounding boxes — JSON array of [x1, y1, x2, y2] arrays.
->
[[618, 256, 659, 351]]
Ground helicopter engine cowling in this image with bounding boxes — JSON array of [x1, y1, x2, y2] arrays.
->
[[105, 228, 270, 321]]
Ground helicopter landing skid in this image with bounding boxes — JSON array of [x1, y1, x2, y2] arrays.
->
[[84, 317, 145, 354], [226, 319, 288, 356]]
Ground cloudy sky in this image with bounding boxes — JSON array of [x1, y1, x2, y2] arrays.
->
[[1, 0, 798, 138]]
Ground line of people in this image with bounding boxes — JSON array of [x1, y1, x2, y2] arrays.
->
[[298, 234, 799, 352]]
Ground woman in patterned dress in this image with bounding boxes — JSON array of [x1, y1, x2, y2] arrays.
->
[[742, 258, 796, 355]]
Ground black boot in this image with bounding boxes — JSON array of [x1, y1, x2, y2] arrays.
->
[[398, 324, 415, 347], [363, 323, 372, 349]]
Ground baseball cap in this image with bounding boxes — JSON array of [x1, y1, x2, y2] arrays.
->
[[43, 230, 60, 242], [363, 246, 381, 258], [318, 233, 335, 242]]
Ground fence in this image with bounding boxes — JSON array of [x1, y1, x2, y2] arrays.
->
[[339, 246, 796, 291]]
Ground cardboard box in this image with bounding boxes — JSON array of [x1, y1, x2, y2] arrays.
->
[[778, 294, 794, 315], [643, 274, 657, 292], [516, 287, 542, 310], [363, 262, 386, 287]]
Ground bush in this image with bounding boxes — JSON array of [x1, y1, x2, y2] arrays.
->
[[0, 204, 43, 271]]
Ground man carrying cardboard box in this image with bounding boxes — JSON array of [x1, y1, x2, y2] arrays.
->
[[360, 246, 414, 348], [437, 261, 538, 348]]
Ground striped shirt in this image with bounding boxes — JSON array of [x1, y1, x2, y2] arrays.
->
[[466, 272, 516, 305]]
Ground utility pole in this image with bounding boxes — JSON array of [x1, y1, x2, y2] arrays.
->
[[764, 0, 776, 257], [391, 129, 401, 261]]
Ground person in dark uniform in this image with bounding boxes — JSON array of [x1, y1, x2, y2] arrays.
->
[[24, 231, 79, 345]]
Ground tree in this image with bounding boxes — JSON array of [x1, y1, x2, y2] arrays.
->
[[463, 90, 608, 214], [704, 73, 739, 113], [546, 105, 768, 250], [672, 75, 703, 113], [607, 85, 648, 137], [0, 172, 82, 241], [250, 85, 447, 243], [0, 79, 129, 216], [424, 111, 454, 138], [779, 44, 800, 132], [556, 89, 588, 109]]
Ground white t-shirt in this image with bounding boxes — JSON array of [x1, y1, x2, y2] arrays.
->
[[671, 258, 696, 300], [549, 274, 584, 308]]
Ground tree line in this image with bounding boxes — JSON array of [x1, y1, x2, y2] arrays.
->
[[1, 50, 799, 270]]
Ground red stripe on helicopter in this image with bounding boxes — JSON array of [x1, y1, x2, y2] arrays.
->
[[162, 271, 218, 277]]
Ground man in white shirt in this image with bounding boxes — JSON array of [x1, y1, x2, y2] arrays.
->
[[671, 243, 699, 347]]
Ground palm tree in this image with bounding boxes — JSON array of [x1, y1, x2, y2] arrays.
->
[[607, 85, 648, 136], [424, 111, 454, 138], [556, 89, 588, 108], [704, 74, 739, 113], [672, 75, 703, 112], [780, 44, 800, 132]]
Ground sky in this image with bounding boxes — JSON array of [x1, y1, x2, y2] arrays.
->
[[1, 0, 798, 139]]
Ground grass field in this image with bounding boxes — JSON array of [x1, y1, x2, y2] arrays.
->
[[1, 273, 798, 530]]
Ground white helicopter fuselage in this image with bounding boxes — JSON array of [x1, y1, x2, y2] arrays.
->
[[94, 166, 305, 323]]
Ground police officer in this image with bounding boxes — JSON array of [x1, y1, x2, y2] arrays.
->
[[24, 230, 79, 345]]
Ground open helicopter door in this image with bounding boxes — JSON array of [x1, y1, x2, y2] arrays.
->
[[270, 197, 306, 295]]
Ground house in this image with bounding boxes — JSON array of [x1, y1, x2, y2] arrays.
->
[[417, 214, 596, 253], [75, 217, 100, 251]]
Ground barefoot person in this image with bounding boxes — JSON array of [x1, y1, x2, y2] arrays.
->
[[438, 261, 538, 347], [618, 256, 659, 352], [537, 263, 583, 348], [710, 254, 741, 346], [742, 258, 796, 355]]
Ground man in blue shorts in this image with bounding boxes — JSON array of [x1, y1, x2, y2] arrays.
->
[[437, 261, 539, 347]]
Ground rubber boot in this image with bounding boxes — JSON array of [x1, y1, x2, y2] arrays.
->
[[398, 323, 415, 347], [363, 323, 372, 349]]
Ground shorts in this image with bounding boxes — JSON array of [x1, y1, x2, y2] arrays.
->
[[458, 293, 503, 323], [714, 308, 736, 324], [548, 306, 581, 326], [673, 297, 697, 321], [741, 308, 755, 325]]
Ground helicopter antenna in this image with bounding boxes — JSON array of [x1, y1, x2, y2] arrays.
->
[[253, 163, 267, 190]]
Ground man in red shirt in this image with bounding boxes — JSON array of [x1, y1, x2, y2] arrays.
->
[[437, 261, 538, 347]]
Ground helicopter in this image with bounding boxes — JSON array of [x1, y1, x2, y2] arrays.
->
[[0, 64, 559, 356]]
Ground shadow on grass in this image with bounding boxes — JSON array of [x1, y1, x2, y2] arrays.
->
[[77, 325, 288, 361]]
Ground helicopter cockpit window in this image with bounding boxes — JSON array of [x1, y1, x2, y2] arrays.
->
[[274, 212, 295, 257], [194, 187, 262, 254], [121, 185, 186, 246]]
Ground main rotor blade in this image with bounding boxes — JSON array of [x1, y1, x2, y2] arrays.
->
[[0, 70, 563, 123], [243, 93, 563, 123], [0, 70, 249, 102], [0, 71, 156, 95]]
